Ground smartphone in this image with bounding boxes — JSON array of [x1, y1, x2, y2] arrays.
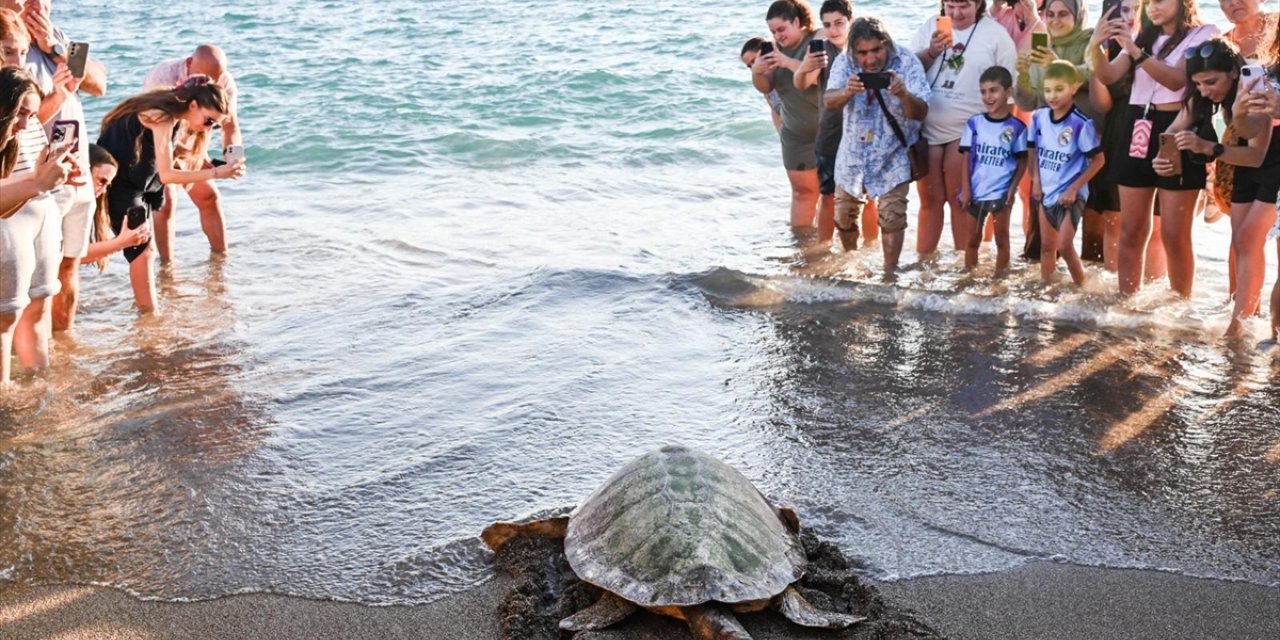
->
[[1241, 65, 1267, 91], [1157, 133, 1182, 175], [808, 39, 825, 54], [1005, 0, 1018, 6], [759, 41, 774, 56], [125, 205, 149, 231], [67, 41, 89, 79], [937, 16, 953, 39], [223, 145, 245, 164], [1031, 32, 1050, 52], [50, 120, 79, 155], [1101, 0, 1122, 19], [858, 72, 892, 91]]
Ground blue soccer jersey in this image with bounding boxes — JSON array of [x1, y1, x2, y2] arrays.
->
[[1028, 107, 1102, 208], [959, 114, 1028, 202]]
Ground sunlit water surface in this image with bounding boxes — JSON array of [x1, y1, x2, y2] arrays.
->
[[2, 0, 1277, 606]]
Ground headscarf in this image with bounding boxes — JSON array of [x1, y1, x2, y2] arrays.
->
[[1042, 0, 1092, 64]]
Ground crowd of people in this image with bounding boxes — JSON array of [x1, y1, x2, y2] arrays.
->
[[745, 0, 1280, 340], [0, 0, 245, 385]]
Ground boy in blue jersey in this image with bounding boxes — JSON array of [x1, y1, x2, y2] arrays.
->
[[1028, 61, 1104, 286], [958, 67, 1028, 273]]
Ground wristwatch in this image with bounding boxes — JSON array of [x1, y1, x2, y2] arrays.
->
[[50, 42, 66, 59], [1210, 143, 1225, 159]]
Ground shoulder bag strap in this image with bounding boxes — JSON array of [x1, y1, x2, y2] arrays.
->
[[872, 89, 911, 149]]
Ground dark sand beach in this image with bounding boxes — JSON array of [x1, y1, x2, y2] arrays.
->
[[4, 562, 1280, 639]]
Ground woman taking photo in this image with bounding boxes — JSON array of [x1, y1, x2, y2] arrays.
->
[[80, 143, 151, 270], [1095, 0, 1217, 297], [1155, 39, 1275, 338], [911, 0, 1017, 257], [95, 75, 244, 314], [1, 67, 75, 385], [752, 0, 823, 232]]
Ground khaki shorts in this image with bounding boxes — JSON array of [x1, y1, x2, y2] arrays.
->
[[835, 182, 910, 233]]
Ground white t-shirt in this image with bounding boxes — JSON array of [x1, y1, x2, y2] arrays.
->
[[910, 16, 1017, 145]]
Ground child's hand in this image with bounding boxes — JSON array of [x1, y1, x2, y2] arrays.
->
[[1005, 190, 1018, 208], [1059, 186, 1079, 205], [958, 186, 971, 211], [1030, 181, 1043, 203]]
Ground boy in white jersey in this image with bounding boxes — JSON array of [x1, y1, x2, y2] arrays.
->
[[1028, 61, 1104, 286], [959, 66, 1027, 273]]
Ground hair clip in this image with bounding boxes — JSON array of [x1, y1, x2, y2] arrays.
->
[[176, 74, 214, 90]]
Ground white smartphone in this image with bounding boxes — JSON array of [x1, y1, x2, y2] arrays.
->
[[1240, 64, 1267, 91], [223, 145, 245, 164], [67, 41, 89, 79], [50, 119, 79, 155]]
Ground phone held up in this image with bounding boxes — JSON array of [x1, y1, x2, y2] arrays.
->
[[759, 41, 774, 56], [1241, 65, 1267, 92], [67, 41, 90, 79], [126, 205, 149, 231], [1031, 32, 1050, 53], [50, 120, 79, 156], [223, 145, 245, 165], [858, 72, 892, 91], [808, 39, 825, 55], [936, 16, 953, 40], [1157, 132, 1182, 176]]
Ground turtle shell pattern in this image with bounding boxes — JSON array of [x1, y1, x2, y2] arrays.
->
[[564, 445, 805, 608]]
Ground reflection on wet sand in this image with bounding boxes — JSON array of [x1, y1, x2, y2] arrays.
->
[[0, 256, 273, 596]]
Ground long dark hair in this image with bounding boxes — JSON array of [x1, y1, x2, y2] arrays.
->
[[0, 67, 41, 179], [1134, 0, 1202, 61], [88, 143, 119, 271], [1182, 38, 1243, 126], [101, 76, 229, 166]]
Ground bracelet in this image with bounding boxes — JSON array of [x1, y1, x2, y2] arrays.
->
[[1133, 52, 1150, 67]]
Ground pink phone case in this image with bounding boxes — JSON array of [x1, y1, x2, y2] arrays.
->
[[1129, 118, 1153, 158]]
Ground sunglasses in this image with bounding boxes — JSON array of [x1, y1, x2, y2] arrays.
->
[[203, 117, 222, 130], [1183, 42, 1224, 60]]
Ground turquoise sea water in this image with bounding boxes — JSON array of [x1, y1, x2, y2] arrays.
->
[[3, 0, 1277, 608]]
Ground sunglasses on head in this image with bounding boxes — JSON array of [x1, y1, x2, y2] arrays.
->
[[1183, 42, 1225, 60]]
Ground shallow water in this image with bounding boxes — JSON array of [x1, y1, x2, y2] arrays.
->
[[3, 0, 1277, 607]]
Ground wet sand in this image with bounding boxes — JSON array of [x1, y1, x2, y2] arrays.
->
[[3, 563, 1279, 639]]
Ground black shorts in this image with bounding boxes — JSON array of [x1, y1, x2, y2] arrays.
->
[[1043, 199, 1085, 231], [1231, 163, 1280, 204], [968, 199, 1007, 226], [1109, 106, 1207, 191], [816, 154, 837, 196]]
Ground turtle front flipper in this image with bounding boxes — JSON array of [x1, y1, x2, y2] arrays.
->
[[559, 592, 638, 631], [773, 585, 866, 629], [480, 517, 569, 552], [683, 604, 753, 640]]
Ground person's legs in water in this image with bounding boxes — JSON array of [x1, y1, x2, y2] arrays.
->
[[1226, 200, 1276, 338], [1272, 237, 1280, 341], [1117, 185, 1156, 295], [153, 184, 178, 263], [916, 144, 947, 256], [993, 204, 1012, 274], [879, 183, 910, 273], [1056, 206, 1086, 286], [13, 296, 50, 372], [51, 184, 94, 332], [1156, 188, 1201, 298], [0, 311, 15, 385], [1039, 204, 1059, 283], [833, 186, 862, 252], [862, 200, 879, 243], [787, 169, 820, 228], [942, 141, 969, 254], [189, 177, 227, 253], [1102, 210, 1120, 271], [129, 244, 158, 313]]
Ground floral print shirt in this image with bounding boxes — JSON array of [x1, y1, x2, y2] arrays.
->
[[829, 47, 930, 199]]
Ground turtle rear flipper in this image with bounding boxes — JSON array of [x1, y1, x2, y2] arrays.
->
[[559, 592, 638, 631], [480, 517, 569, 552], [683, 604, 753, 640], [773, 585, 866, 629]]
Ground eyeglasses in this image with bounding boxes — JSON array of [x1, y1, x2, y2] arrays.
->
[[204, 117, 221, 130]]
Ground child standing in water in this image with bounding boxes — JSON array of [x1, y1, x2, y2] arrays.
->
[[959, 66, 1028, 273], [1029, 61, 1105, 285]]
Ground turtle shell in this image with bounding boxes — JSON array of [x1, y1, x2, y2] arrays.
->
[[564, 445, 805, 608]]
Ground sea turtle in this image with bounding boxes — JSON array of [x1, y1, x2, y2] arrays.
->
[[482, 445, 865, 639]]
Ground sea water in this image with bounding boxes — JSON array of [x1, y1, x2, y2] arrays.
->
[[2, 0, 1277, 606]]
